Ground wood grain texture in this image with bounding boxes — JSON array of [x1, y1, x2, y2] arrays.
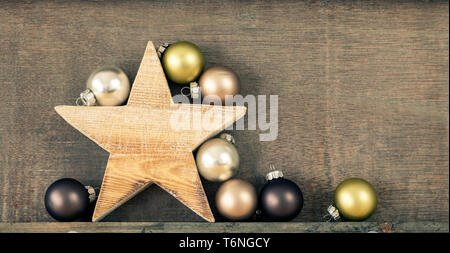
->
[[0, 222, 447, 233], [0, 0, 448, 224], [55, 42, 246, 222]]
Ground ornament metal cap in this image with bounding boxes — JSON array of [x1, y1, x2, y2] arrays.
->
[[77, 89, 96, 106], [219, 133, 236, 145], [266, 166, 284, 181], [85, 185, 97, 203], [157, 42, 170, 58], [326, 205, 341, 221]]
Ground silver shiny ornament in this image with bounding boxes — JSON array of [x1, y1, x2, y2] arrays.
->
[[196, 133, 239, 182], [78, 66, 130, 106]]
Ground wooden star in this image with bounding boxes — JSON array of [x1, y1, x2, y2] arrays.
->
[[55, 41, 246, 222]]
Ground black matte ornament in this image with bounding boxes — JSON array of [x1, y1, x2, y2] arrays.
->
[[44, 178, 90, 221], [260, 170, 303, 221]]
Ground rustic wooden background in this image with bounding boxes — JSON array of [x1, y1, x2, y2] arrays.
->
[[0, 0, 448, 223]]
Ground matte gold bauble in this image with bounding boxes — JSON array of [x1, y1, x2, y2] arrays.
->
[[199, 66, 240, 104], [215, 179, 257, 221], [334, 178, 378, 221], [161, 41, 205, 84], [195, 134, 239, 182]]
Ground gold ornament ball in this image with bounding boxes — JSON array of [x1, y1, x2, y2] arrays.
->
[[196, 138, 239, 182], [334, 178, 378, 221], [216, 179, 257, 221], [86, 66, 130, 106], [199, 66, 241, 104], [162, 41, 205, 84]]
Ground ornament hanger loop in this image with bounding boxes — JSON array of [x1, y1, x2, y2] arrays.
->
[[269, 164, 276, 171], [181, 82, 201, 99], [180, 86, 191, 97], [75, 97, 84, 106]]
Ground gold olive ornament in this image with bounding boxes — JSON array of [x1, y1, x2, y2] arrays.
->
[[329, 178, 378, 221], [161, 41, 205, 84], [199, 66, 241, 104], [195, 133, 239, 182], [78, 66, 131, 106], [215, 178, 258, 221]]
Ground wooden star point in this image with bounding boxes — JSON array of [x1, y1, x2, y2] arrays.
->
[[55, 41, 246, 222]]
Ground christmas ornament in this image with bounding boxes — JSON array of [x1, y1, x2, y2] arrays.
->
[[199, 66, 241, 104], [196, 133, 239, 182], [77, 66, 130, 106], [259, 168, 303, 221], [161, 41, 205, 84], [216, 178, 257, 221], [55, 41, 246, 222], [44, 178, 96, 221], [327, 178, 378, 221], [180, 81, 202, 100]]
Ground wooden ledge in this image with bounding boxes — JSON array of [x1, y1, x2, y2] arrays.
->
[[0, 222, 447, 233]]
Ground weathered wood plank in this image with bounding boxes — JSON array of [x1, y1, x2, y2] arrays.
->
[[0, 222, 447, 233], [0, 0, 448, 224]]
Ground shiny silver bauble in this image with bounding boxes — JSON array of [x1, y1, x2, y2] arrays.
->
[[195, 136, 239, 182], [86, 66, 130, 106]]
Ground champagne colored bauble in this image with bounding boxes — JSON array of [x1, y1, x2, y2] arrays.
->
[[86, 66, 130, 106], [334, 178, 378, 221], [162, 41, 205, 84], [196, 136, 239, 182], [199, 66, 240, 104], [216, 179, 258, 221]]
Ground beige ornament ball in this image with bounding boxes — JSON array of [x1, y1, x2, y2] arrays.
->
[[215, 179, 258, 221], [199, 66, 240, 104]]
